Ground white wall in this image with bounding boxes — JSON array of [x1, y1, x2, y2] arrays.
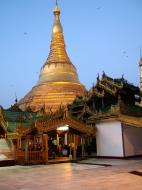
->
[[123, 125, 142, 156], [0, 139, 15, 160], [96, 121, 124, 157]]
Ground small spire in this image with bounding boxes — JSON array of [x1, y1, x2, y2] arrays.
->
[[97, 73, 100, 82], [52, 0, 62, 35], [15, 92, 18, 104], [54, 0, 60, 15], [42, 0, 71, 67], [102, 71, 106, 78]]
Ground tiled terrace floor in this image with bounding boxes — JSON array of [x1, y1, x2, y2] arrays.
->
[[0, 158, 142, 190]]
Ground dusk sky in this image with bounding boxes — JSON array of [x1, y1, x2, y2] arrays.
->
[[0, 0, 142, 108]]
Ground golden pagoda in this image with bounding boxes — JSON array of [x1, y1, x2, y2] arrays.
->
[[18, 2, 86, 112]]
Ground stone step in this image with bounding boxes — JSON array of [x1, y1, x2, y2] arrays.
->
[[0, 160, 15, 167]]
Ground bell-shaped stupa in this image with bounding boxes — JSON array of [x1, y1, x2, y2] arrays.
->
[[18, 2, 86, 112]]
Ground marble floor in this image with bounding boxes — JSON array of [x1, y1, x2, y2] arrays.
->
[[0, 159, 142, 190]]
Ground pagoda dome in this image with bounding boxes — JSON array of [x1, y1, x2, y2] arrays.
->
[[39, 63, 80, 84]]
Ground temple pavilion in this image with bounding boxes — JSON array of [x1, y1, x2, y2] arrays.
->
[[1, 2, 142, 165]]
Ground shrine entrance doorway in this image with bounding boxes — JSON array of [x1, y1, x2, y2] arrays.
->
[[47, 126, 86, 161], [15, 112, 96, 165], [35, 115, 96, 162]]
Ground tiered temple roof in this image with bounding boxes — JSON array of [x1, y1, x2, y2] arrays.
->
[[68, 73, 142, 126]]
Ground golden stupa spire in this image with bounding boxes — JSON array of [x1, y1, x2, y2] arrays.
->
[[18, 1, 85, 112], [53, 0, 62, 33], [43, 1, 71, 65]]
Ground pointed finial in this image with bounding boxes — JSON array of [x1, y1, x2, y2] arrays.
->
[[97, 73, 100, 82], [53, 0, 62, 34], [54, 0, 60, 15], [15, 92, 18, 104], [102, 71, 106, 78]]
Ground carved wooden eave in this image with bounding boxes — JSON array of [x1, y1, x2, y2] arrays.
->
[[119, 102, 142, 117], [16, 125, 35, 136], [102, 76, 123, 89], [118, 114, 142, 128], [88, 104, 120, 122], [88, 87, 104, 98], [89, 113, 117, 122], [97, 81, 117, 96], [77, 104, 95, 119], [6, 132, 19, 139], [37, 106, 65, 122], [94, 112, 142, 128], [35, 115, 96, 136]]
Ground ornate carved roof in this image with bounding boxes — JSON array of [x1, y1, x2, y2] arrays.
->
[[35, 108, 96, 136], [7, 103, 23, 112], [88, 72, 140, 99], [68, 73, 142, 123]]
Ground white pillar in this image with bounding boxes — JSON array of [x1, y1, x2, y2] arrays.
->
[[64, 133, 67, 145]]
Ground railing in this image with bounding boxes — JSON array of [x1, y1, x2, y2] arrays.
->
[[27, 151, 43, 164], [16, 150, 44, 165], [16, 150, 25, 164]]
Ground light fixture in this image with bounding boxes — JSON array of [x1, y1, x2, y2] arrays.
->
[[57, 125, 69, 131]]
